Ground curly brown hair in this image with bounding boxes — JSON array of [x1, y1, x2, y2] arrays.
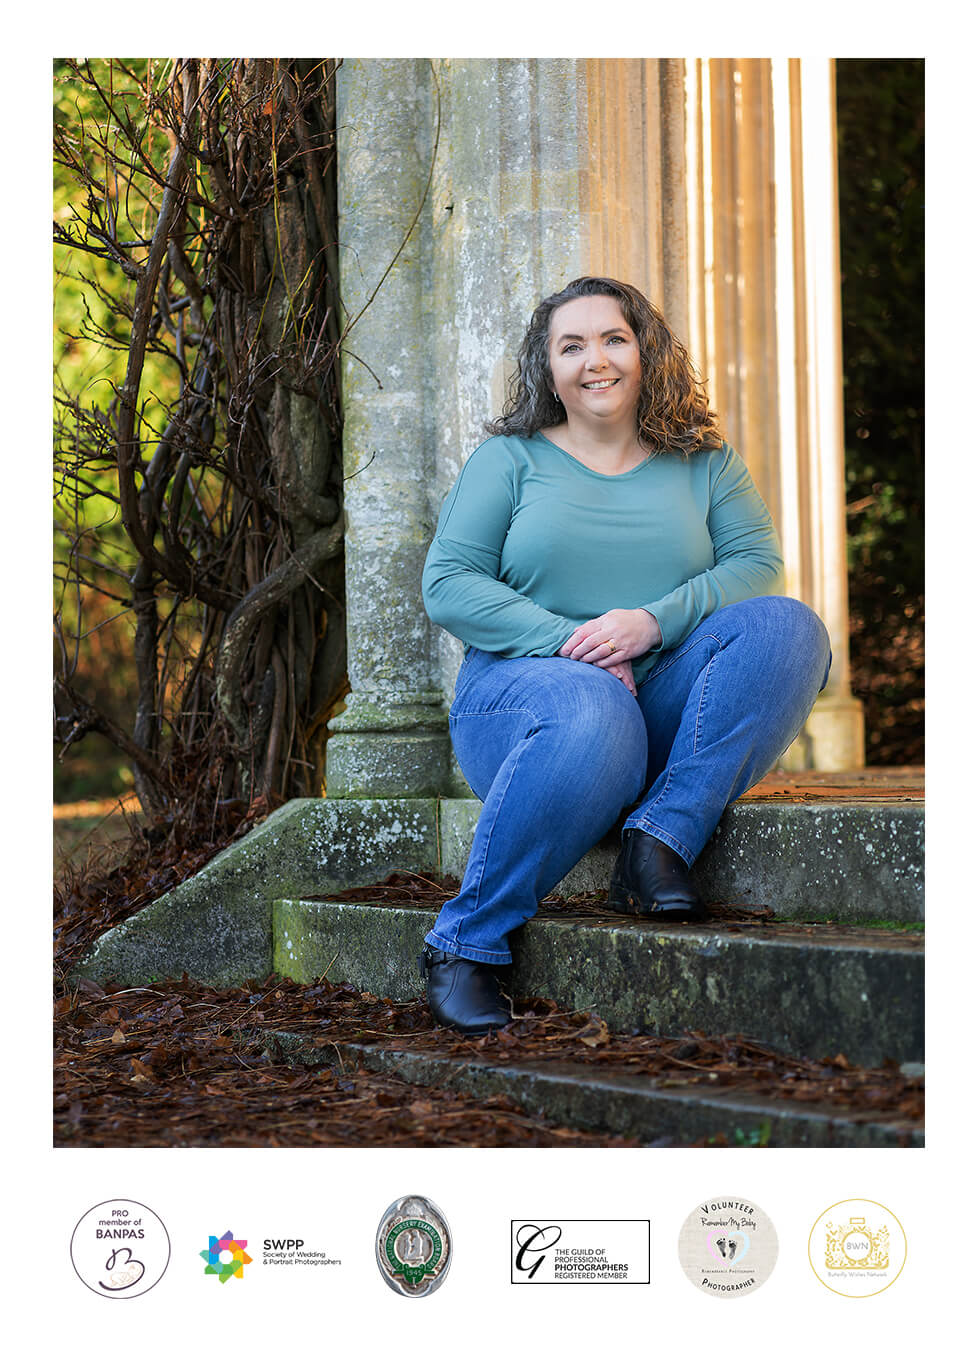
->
[[487, 276, 723, 456]]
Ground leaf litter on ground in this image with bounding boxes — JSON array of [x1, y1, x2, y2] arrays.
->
[[54, 839, 922, 1147]]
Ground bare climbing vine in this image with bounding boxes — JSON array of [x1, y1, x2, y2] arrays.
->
[[54, 59, 348, 831]]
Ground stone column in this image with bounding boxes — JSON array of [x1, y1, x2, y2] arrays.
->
[[331, 58, 611, 797], [424, 59, 695, 762], [425, 58, 594, 730], [327, 59, 450, 796], [684, 57, 864, 768], [773, 59, 865, 768]]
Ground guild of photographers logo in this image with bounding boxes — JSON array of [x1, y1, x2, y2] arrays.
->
[[70, 1200, 170, 1298], [807, 1199, 907, 1297], [199, 1230, 253, 1283], [677, 1195, 778, 1299], [375, 1195, 452, 1298], [511, 1221, 650, 1284]]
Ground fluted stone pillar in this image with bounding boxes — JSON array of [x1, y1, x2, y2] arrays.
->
[[773, 59, 865, 767], [426, 59, 596, 738], [684, 57, 864, 768]]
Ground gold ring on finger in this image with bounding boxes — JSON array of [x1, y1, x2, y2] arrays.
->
[[605, 639, 616, 654]]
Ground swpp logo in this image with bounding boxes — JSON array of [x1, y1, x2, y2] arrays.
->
[[200, 1230, 253, 1284], [513, 1224, 562, 1280]]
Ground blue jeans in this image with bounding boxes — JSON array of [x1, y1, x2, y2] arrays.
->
[[425, 597, 831, 964]]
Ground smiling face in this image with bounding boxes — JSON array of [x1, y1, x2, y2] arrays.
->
[[547, 294, 643, 431]]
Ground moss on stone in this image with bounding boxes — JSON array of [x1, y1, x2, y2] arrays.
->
[[71, 799, 438, 988]]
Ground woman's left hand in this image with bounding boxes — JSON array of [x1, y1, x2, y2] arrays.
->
[[559, 608, 662, 666], [607, 658, 638, 697]]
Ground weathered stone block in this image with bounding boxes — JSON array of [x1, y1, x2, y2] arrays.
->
[[694, 800, 924, 922], [273, 899, 923, 1066], [71, 799, 438, 988], [439, 797, 924, 923], [261, 1034, 922, 1147], [326, 731, 451, 798]]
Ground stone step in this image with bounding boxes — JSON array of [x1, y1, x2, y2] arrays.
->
[[261, 1030, 922, 1148], [71, 780, 924, 995], [441, 794, 925, 924], [272, 900, 924, 1068]]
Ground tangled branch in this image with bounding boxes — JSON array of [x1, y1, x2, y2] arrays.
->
[[54, 57, 346, 829]]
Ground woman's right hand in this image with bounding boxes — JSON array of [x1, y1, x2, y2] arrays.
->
[[607, 658, 637, 697], [559, 607, 661, 666]]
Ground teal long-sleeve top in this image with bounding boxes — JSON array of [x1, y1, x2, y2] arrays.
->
[[422, 432, 784, 687]]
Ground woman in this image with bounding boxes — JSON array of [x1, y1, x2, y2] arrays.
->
[[419, 276, 831, 1036]]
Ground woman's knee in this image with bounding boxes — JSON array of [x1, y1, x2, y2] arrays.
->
[[715, 596, 831, 687], [533, 663, 648, 799], [452, 657, 647, 803], [765, 597, 831, 686]]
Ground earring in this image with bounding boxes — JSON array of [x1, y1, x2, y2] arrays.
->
[[553, 391, 561, 403]]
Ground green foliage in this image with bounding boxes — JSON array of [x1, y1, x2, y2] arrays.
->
[[53, 62, 166, 798], [836, 60, 924, 763], [733, 1120, 772, 1147], [706, 1119, 772, 1147], [53, 60, 173, 651], [837, 60, 923, 542], [53, 59, 177, 428]]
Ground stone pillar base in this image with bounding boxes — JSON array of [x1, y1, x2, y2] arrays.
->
[[780, 693, 866, 772], [326, 696, 452, 798]]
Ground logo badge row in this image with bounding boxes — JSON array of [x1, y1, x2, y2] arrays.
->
[[69, 1194, 907, 1300]]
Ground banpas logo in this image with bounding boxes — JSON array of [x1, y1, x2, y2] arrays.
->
[[808, 1199, 907, 1297], [70, 1200, 170, 1299], [511, 1221, 650, 1284], [200, 1230, 253, 1283]]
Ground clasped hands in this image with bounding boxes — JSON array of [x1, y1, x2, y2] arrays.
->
[[559, 608, 662, 698]]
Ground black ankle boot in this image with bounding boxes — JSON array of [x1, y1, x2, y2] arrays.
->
[[418, 946, 511, 1036], [608, 829, 708, 921]]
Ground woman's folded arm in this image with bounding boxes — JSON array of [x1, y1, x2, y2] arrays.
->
[[640, 443, 784, 652], [423, 440, 579, 656], [422, 534, 578, 657]]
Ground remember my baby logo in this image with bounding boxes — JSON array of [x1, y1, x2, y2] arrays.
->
[[677, 1195, 778, 1299], [808, 1199, 907, 1297]]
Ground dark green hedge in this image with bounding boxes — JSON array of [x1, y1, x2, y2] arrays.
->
[[837, 58, 923, 765]]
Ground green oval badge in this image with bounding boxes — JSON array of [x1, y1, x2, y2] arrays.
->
[[376, 1196, 452, 1297]]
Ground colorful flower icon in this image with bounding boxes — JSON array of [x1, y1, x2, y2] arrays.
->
[[199, 1231, 253, 1283]]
